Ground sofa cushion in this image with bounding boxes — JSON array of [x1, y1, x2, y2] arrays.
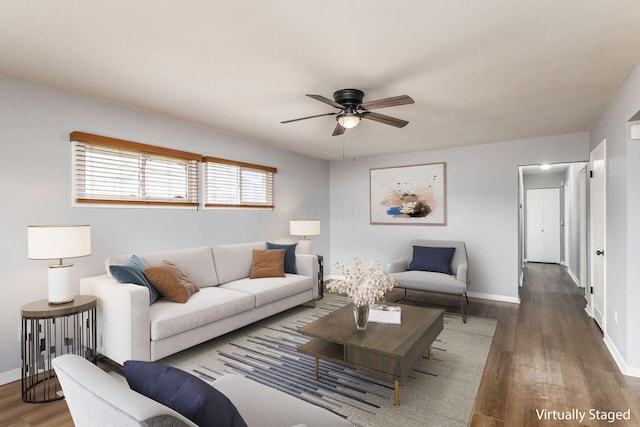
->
[[107, 247, 218, 288], [144, 261, 200, 304], [408, 246, 456, 274], [212, 374, 353, 427], [149, 287, 255, 341], [250, 249, 286, 279], [266, 242, 297, 274], [123, 361, 247, 427], [109, 255, 162, 304], [220, 275, 313, 307], [390, 270, 467, 295], [213, 241, 266, 284]]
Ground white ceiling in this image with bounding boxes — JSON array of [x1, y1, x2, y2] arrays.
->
[[2, 1, 640, 160]]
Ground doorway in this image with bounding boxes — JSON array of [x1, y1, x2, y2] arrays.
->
[[518, 162, 589, 291]]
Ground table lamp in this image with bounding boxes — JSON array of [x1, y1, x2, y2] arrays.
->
[[289, 220, 320, 254], [27, 225, 91, 304]]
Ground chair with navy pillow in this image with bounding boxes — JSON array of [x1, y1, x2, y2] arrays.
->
[[388, 239, 469, 322]]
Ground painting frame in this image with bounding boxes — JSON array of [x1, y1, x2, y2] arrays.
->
[[370, 162, 447, 225]]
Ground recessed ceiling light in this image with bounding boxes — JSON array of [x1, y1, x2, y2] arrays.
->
[[540, 164, 552, 171]]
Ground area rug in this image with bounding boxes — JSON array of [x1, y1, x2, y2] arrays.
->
[[154, 294, 497, 427]]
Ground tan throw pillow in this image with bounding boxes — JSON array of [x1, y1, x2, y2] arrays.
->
[[250, 249, 286, 279], [144, 260, 199, 303]]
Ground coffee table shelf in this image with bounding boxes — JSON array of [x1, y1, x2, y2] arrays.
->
[[299, 339, 345, 361]]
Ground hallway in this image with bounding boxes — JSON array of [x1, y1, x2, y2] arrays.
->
[[470, 262, 640, 426]]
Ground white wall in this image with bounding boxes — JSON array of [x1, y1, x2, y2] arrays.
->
[[329, 133, 588, 303], [564, 163, 587, 286], [523, 172, 565, 189], [0, 75, 330, 380], [589, 60, 640, 374]]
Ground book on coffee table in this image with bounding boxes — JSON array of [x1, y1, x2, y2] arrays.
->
[[369, 304, 401, 324]]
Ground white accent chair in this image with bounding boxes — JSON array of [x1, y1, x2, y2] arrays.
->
[[387, 239, 469, 322]]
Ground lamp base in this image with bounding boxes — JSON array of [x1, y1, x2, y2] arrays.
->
[[48, 264, 75, 304], [297, 239, 312, 255]]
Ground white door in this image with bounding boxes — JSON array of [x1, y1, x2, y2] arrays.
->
[[526, 188, 561, 263], [590, 140, 606, 329]]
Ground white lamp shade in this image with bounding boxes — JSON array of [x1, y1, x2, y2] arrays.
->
[[289, 220, 320, 237], [28, 225, 91, 260]]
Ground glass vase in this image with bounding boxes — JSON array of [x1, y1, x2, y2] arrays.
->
[[353, 303, 370, 330]]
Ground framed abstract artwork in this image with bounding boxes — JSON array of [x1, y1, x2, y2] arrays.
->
[[370, 162, 447, 225]]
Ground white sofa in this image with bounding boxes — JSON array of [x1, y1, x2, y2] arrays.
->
[[53, 354, 353, 427], [81, 241, 318, 365]]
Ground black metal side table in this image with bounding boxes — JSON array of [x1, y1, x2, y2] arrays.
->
[[316, 255, 324, 300], [21, 295, 97, 403]]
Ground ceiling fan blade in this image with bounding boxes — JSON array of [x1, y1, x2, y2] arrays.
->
[[362, 111, 409, 128], [281, 112, 337, 124], [332, 123, 346, 136], [306, 94, 344, 109], [360, 95, 414, 110]]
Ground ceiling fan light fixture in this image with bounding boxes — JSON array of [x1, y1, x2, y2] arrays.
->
[[337, 111, 360, 129]]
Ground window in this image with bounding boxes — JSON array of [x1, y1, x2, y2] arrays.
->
[[203, 157, 276, 208], [71, 131, 200, 207]]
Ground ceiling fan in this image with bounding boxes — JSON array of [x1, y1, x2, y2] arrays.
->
[[281, 88, 414, 136]]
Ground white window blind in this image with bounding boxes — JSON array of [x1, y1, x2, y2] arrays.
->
[[71, 131, 200, 207], [203, 156, 276, 208]]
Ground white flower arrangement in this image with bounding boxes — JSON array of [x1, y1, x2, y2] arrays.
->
[[327, 257, 397, 306]]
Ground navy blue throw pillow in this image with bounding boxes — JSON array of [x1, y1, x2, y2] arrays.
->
[[266, 242, 297, 274], [109, 255, 162, 304], [408, 246, 456, 274], [124, 361, 247, 427]]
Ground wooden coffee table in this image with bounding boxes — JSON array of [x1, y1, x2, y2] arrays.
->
[[297, 303, 444, 407]]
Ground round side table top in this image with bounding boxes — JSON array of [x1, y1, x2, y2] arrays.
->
[[21, 295, 97, 318]]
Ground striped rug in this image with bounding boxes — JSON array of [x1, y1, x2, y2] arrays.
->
[[161, 294, 497, 427]]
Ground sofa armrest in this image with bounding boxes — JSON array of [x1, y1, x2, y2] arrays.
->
[[387, 260, 407, 274], [295, 254, 319, 299], [456, 263, 468, 286], [53, 355, 196, 427], [295, 253, 317, 277], [80, 275, 151, 365]]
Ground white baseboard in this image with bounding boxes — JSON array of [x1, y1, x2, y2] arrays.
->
[[566, 268, 581, 287], [604, 335, 640, 378], [519, 270, 524, 287], [0, 367, 20, 386], [466, 291, 520, 304]]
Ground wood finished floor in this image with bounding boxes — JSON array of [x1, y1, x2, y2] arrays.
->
[[1, 263, 639, 426]]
